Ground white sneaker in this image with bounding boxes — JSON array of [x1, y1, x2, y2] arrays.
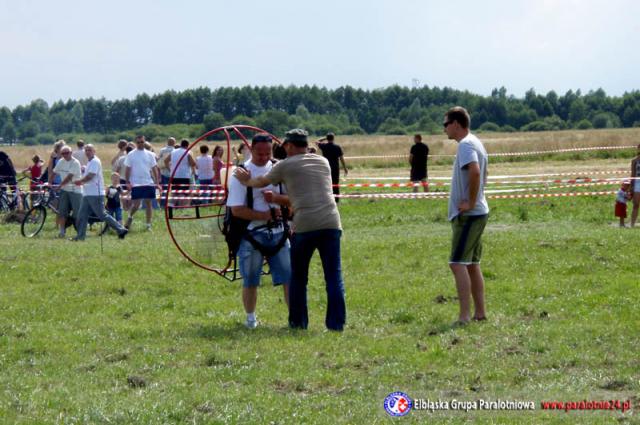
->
[[146, 223, 152, 231], [245, 318, 258, 329]]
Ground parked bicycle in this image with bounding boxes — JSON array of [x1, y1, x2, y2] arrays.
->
[[21, 184, 106, 238], [0, 176, 30, 213]]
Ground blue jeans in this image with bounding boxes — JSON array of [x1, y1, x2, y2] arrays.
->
[[160, 175, 170, 207], [289, 229, 346, 331], [238, 228, 291, 287], [197, 178, 213, 205]]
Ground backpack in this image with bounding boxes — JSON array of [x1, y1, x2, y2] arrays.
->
[[222, 164, 290, 260]]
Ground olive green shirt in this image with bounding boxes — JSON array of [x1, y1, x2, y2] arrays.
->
[[266, 154, 342, 233]]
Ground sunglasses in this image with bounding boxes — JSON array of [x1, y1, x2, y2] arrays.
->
[[443, 121, 453, 128]]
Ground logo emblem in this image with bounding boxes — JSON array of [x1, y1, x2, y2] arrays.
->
[[384, 391, 412, 416]]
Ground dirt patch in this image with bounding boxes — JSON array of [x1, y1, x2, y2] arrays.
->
[[127, 375, 147, 388]]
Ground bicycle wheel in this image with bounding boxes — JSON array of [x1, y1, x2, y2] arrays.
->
[[0, 194, 9, 213], [21, 205, 47, 237]]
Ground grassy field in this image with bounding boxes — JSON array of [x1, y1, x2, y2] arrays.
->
[[1, 147, 639, 423]]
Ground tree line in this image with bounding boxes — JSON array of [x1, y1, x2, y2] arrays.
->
[[2, 85, 640, 145]]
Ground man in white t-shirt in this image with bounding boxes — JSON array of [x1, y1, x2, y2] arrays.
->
[[444, 106, 489, 325], [165, 139, 196, 206], [52, 146, 83, 238], [72, 140, 88, 167], [71, 145, 128, 241], [157, 137, 176, 206], [124, 135, 161, 231], [227, 133, 290, 329]]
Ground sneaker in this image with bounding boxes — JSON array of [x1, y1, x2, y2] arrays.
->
[[245, 318, 258, 329], [56, 233, 66, 239], [118, 229, 128, 240], [145, 223, 152, 231], [68, 237, 83, 242], [125, 217, 132, 230]]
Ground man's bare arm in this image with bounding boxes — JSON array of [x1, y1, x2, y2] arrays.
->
[[230, 206, 271, 221], [234, 168, 271, 188]]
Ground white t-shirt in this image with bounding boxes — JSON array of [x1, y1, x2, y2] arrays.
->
[[448, 133, 489, 221], [82, 157, 105, 196], [158, 145, 174, 177], [124, 149, 157, 186], [170, 147, 193, 179], [53, 157, 83, 193], [196, 155, 214, 180], [72, 149, 88, 166], [113, 155, 127, 177], [227, 160, 283, 231]]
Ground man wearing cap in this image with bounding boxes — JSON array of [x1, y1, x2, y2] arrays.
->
[[71, 144, 128, 241], [316, 133, 348, 202], [52, 145, 83, 238], [235, 129, 346, 331], [227, 133, 290, 329], [444, 106, 489, 325]]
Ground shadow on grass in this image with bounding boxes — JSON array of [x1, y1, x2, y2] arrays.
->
[[192, 322, 313, 341]]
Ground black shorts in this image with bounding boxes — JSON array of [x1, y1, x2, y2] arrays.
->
[[171, 178, 191, 188], [131, 185, 156, 200], [410, 169, 427, 182]]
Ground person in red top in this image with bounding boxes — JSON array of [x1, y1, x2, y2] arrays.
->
[[23, 155, 44, 199]]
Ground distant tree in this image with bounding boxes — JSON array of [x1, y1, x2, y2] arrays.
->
[[230, 114, 257, 127], [36, 133, 56, 145], [478, 122, 500, 132], [520, 121, 551, 132], [255, 110, 290, 135], [377, 117, 406, 134], [18, 121, 39, 138], [0, 107, 12, 131], [81, 98, 108, 132], [203, 112, 225, 132], [151, 91, 178, 125], [108, 99, 135, 131], [1, 121, 17, 144], [133, 93, 152, 125], [342, 125, 366, 135], [592, 112, 621, 129], [575, 119, 593, 129], [295, 104, 311, 120], [568, 98, 588, 123], [50, 111, 73, 134]]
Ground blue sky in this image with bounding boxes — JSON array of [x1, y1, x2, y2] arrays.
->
[[1, 0, 639, 108]]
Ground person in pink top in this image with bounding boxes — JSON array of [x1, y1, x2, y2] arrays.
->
[[212, 146, 225, 186]]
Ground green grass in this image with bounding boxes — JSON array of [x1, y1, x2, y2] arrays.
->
[[0, 193, 638, 424]]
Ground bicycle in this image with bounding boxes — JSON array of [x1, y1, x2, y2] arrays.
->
[[20, 185, 107, 238], [0, 176, 30, 213]]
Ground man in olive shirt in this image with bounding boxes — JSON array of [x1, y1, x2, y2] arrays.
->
[[235, 129, 346, 331]]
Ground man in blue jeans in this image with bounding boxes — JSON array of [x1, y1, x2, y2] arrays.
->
[[235, 129, 346, 331], [226, 133, 290, 329]]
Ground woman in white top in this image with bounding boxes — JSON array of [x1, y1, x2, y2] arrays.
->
[[196, 145, 215, 205]]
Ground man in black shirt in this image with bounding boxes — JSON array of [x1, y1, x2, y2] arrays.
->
[[409, 134, 429, 192], [316, 133, 348, 202]]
